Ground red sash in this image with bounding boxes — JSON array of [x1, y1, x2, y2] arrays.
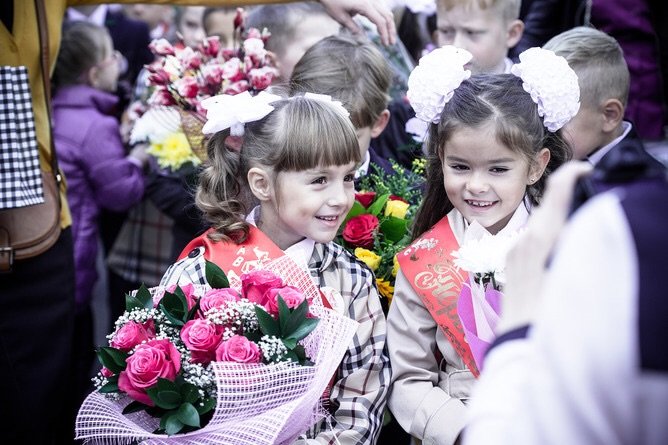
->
[[178, 226, 332, 310], [397, 216, 479, 377]]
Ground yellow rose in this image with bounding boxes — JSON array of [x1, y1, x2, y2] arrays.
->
[[354, 247, 381, 271], [384, 199, 410, 219], [376, 278, 394, 303], [392, 255, 400, 277]]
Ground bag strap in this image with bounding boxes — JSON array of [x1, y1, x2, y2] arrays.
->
[[34, 0, 60, 183]]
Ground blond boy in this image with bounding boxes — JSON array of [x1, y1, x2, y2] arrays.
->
[[436, 0, 523, 74]]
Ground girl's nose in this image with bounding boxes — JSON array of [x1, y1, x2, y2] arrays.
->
[[466, 172, 489, 194]]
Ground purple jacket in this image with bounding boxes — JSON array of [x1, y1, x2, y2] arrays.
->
[[53, 85, 145, 308]]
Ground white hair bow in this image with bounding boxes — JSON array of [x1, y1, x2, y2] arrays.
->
[[301, 92, 350, 118], [201, 91, 282, 136]]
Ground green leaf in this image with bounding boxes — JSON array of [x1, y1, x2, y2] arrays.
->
[[292, 344, 308, 363], [180, 382, 200, 404], [243, 329, 263, 343], [99, 378, 119, 393], [255, 306, 280, 336], [286, 317, 320, 343], [380, 216, 409, 243], [135, 283, 154, 309], [156, 377, 178, 393], [147, 388, 182, 410], [205, 260, 229, 289], [122, 400, 148, 414], [164, 413, 185, 436], [367, 193, 390, 216], [282, 337, 297, 350], [176, 402, 201, 428], [277, 295, 291, 335], [281, 299, 309, 338], [343, 201, 366, 224], [196, 397, 216, 415], [283, 349, 299, 363], [125, 294, 144, 311], [159, 289, 188, 327], [97, 347, 128, 374]]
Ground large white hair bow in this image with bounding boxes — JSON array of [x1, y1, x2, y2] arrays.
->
[[300, 92, 350, 118], [201, 91, 282, 136], [407, 45, 472, 124], [511, 47, 580, 132]]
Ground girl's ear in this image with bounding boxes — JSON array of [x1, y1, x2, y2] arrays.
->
[[86, 65, 100, 88], [528, 148, 551, 184], [247, 167, 273, 201]]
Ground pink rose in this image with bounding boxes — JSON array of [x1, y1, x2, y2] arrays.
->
[[241, 270, 283, 306], [265, 286, 306, 315], [223, 80, 249, 95], [159, 283, 198, 310], [148, 87, 176, 106], [100, 367, 114, 378], [199, 288, 240, 314], [117, 339, 181, 406], [175, 77, 199, 99], [248, 67, 276, 91], [177, 46, 202, 70], [202, 36, 221, 57], [180, 319, 224, 364], [215, 335, 262, 363], [221, 48, 237, 61], [149, 38, 175, 56], [222, 58, 244, 82], [243, 38, 266, 60], [246, 28, 262, 40], [111, 320, 156, 352], [147, 68, 170, 86], [202, 64, 224, 87], [342, 214, 379, 248]]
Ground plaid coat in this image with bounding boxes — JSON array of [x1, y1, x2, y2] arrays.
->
[[160, 240, 390, 445]]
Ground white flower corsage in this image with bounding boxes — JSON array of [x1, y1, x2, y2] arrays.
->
[[510, 47, 580, 132], [407, 45, 472, 124], [201, 91, 282, 136]]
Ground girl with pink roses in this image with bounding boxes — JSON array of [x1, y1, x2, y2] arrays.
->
[[159, 92, 390, 444]]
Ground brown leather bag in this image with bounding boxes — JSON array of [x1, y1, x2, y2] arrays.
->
[[0, 0, 62, 272]]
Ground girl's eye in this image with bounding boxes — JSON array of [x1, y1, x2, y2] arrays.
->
[[344, 174, 355, 182], [490, 167, 509, 173], [311, 177, 327, 185], [450, 164, 469, 171]]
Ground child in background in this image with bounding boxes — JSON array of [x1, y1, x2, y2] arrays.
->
[[387, 45, 577, 444], [174, 6, 206, 49], [203, 7, 238, 48], [160, 93, 390, 444], [289, 34, 393, 178], [51, 21, 148, 410], [544, 26, 663, 167], [435, 0, 524, 74], [246, 2, 342, 84]]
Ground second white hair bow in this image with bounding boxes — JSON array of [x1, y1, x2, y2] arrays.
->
[[201, 91, 282, 136]]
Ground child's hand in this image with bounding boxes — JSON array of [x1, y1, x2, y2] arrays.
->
[[128, 143, 150, 171], [498, 161, 593, 333], [320, 0, 396, 46]]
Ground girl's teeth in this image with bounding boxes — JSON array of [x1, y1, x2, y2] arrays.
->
[[318, 216, 337, 221], [468, 201, 493, 207]]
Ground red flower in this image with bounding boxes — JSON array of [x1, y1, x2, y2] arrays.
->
[[233, 8, 244, 31], [355, 191, 376, 208], [342, 214, 379, 248], [389, 194, 408, 204], [248, 67, 276, 91]]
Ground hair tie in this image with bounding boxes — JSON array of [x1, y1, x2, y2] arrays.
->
[[510, 47, 580, 132], [201, 91, 282, 136], [407, 45, 472, 124]]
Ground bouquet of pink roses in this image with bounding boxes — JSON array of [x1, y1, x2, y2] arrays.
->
[[76, 256, 357, 444]]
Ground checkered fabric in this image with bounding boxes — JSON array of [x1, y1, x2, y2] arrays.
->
[[0, 66, 44, 209]]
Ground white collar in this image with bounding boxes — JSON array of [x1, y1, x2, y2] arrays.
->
[[587, 121, 633, 165], [246, 206, 315, 269], [503, 57, 514, 74], [67, 6, 108, 26], [447, 200, 531, 245], [355, 150, 371, 179]]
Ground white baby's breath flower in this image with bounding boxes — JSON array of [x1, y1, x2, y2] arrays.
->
[[510, 47, 580, 132], [407, 45, 472, 124]]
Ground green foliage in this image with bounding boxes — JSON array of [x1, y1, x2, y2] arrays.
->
[[205, 260, 229, 289]]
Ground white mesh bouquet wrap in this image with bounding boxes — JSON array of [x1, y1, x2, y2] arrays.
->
[[75, 255, 358, 445], [407, 45, 472, 124], [510, 47, 580, 132]]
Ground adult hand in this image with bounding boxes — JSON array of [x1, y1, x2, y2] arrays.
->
[[498, 161, 593, 333], [320, 0, 396, 46]]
